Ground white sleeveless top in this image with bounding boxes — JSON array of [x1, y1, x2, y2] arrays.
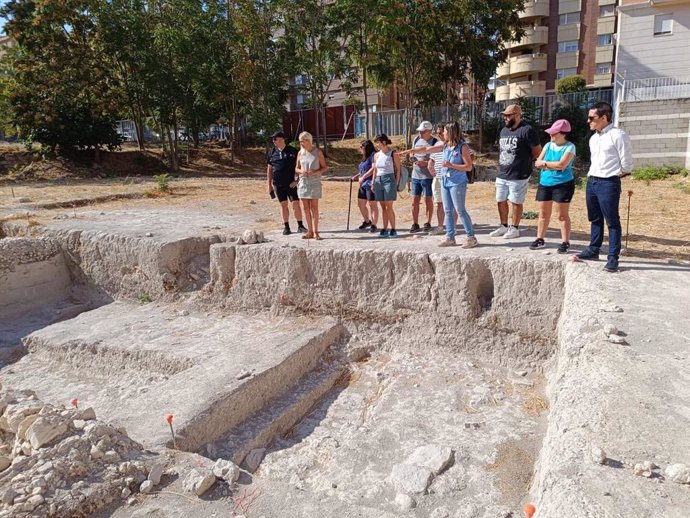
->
[[375, 150, 395, 176]]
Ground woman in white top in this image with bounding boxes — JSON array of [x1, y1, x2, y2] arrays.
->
[[370, 133, 401, 238], [295, 131, 328, 240]]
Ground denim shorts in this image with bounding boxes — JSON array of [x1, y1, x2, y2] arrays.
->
[[374, 174, 397, 202], [411, 178, 433, 197], [495, 177, 529, 204]]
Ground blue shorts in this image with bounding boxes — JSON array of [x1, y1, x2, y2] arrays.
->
[[374, 174, 397, 202], [411, 178, 433, 197]]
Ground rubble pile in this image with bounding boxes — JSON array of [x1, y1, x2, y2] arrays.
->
[[0, 385, 159, 517]]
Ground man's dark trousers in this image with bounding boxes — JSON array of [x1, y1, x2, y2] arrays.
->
[[586, 176, 622, 259]]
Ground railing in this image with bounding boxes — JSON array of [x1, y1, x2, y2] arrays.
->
[[362, 88, 614, 136], [622, 77, 690, 102]]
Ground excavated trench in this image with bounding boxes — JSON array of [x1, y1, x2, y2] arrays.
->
[[0, 229, 568, 516]]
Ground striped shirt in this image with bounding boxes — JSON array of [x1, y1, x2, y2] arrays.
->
[[429, 151, 444, 175]]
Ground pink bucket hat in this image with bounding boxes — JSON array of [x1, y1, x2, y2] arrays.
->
[[545, 119, 572, 134]]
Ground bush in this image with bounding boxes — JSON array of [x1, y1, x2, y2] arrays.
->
[[154, 173, 171, 192], [556, 75, 586, 94], [480, 115, 501, 148], [632, 165, 688, 185]]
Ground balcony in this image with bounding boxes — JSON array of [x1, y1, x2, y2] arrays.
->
[[520, 1, 549, 19], [596, 46, 614, 63], [506, 27, 549, 50], [558, 23, 581, 42], [496, 80, 547, 101], [556, 51, 579, 69], [496, 54, 547, 79], [593, 73, 613, 88]]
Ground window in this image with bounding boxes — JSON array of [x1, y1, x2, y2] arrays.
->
[[597, 34, 613, 46], [296, 94, 304, 105], [599, 5, 615, 17], [556, 68, 578, 80], [294, 74, 304, 85], [654, 14, 673, 35], [596, 63, 612, 75], [557, 40, 579, 53], [559, 12, 581, 25]]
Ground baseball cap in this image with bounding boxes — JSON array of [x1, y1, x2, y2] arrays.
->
[[500, 104, 522, 116], [415, 121, 433, 132], [271, 131, 286, 139], [545, 119, 572, 134]]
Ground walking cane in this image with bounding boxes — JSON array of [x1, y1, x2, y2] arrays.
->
[[346, 179, 353, 231], [624, 190, 633, 253]]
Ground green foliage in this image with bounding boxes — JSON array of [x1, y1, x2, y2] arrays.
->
[[576, 176, 588, 190], [154, 173, 171, 192], [522, 210, 538, 220], [1, 0, 122, 152], [632, 165, 689, 185], [138, 292, 152, 305], [556, 75, 586, 94]]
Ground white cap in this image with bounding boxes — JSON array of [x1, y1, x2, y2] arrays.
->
[[415, 121, 433, 132]]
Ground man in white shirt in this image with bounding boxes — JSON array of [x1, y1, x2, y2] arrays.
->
[[576, 102, 634, 272]]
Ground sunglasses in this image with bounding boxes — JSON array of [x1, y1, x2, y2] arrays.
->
[[587, 116, 599, 121]]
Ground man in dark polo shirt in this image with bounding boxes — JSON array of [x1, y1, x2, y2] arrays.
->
[[489, 104, 541, 239], [266, 131, 306, 235]]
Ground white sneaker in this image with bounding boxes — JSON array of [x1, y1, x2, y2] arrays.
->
[[503, 226, 520, 239], [489, 226, 508, 237]]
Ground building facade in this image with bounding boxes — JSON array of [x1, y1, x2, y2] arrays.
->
[[496, 0, 619, 101]]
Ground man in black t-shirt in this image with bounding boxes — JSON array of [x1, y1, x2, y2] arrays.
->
[[489, 104, 541, 239], [266, 131, 306, 235]]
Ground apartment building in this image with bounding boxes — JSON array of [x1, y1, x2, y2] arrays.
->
[[496, 0, 619, 101], [615, 0, 690, 80]]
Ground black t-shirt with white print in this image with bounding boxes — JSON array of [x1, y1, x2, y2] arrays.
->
[[498, 121, 540, 180]]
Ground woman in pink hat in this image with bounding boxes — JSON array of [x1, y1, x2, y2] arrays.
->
[[530, 119, 577, 253]]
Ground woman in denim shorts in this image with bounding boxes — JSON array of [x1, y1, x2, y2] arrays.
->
[[370, 134, 400, 238]]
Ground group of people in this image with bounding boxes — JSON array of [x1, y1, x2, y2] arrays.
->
[[266, 101, 633, 272]]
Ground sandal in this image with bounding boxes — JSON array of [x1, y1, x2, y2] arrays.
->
[[314, 233, 323, 241], [301, 232, 314, 239]]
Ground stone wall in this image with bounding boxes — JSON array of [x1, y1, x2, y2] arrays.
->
[[619, 98, 690, 168]]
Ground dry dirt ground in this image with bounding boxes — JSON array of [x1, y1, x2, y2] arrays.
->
[[1, 178, 689, 261]]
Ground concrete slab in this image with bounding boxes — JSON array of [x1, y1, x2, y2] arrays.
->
[[0, 302, 345, 450]]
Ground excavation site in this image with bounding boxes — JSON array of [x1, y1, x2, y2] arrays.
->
[[1, 207, 689, 518]]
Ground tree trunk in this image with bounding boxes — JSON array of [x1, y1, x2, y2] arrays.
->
[[360, 26, 370, 139], [320, 104, 328, 157]]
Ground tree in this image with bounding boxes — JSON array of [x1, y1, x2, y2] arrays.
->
[[556, 74, 586, 94], [1, 0, 121, 155], [368, 1, 445, 146], [94, 0, 156, 150], [278, 0, 357, 153]]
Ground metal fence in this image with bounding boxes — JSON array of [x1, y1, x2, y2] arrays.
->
[[361, 88, 614, 137], [621, 77, 690, 102]]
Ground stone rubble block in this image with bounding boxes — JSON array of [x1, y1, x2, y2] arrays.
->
[[590, 447, 607, 465], [182, 468, 216, 496], [25, 417, 69, 449], [395, 492, 416, 510], [212, 458, 240, 482], [148, 463, 165, 485], [665, 463, 690, 484], [390, 462, 434, 495], [404, 445, 454, 475]]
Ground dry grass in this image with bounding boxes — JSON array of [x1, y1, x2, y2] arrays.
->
[[522, 390, 550, 416]]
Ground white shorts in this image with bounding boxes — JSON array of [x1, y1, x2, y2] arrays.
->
[[432, 175, 442, 204], [495, 178, 529, 204]]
